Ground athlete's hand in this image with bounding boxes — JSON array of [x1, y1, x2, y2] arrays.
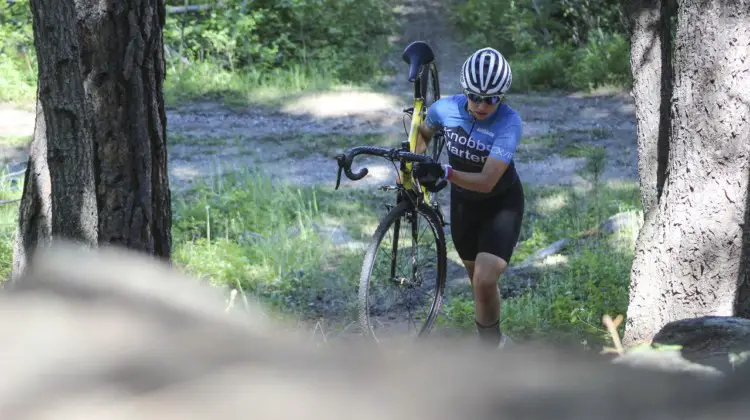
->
[[413, 162, 449, 184], [413, 162, 451, 193]]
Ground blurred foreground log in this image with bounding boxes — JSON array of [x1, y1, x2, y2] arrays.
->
[[1, 242, 750, 420]]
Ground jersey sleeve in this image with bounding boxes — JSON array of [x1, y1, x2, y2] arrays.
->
[[424, 98, 446, 130], [488, 123, 522, 164]]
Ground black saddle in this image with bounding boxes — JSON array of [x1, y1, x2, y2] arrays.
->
[[402, 41, 435, 82]]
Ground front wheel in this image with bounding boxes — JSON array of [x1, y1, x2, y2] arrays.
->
[[357, 197, 447, 343]]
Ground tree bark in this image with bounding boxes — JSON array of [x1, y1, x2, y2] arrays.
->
[[626, 0, 673, 216], [13, 0, 171, 278], [735, 163, 750, 317], [11, 98, 52, 282], [79, 1, 172, 255], [35, 1, 100, 246], [623, 0, 750, 346]]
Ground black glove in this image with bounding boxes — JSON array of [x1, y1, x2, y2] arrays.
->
[[413, 162, 446, 184], [422, 178, 448, 192], [413, 162, 450, 192]]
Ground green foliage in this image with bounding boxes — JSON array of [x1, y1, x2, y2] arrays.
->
[[0, 0, 36, 103], [163, 60, 345, 106], [0, 168, 22, 282], [449, 0, 631, 92], [451, 0, 626, 53], [170, 169, 381, 318], [0, 0, 396, 104], [164, 0, 396, 83], [0, 146, 643, 347]]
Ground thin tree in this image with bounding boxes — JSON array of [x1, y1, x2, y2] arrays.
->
[[12, 0, 172, 280], [623, 0, 750, 345]]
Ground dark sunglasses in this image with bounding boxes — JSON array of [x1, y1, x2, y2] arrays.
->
[[465, 91, 503, 105]]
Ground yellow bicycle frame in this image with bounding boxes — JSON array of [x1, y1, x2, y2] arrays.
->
[[399, 97, 432, 205]]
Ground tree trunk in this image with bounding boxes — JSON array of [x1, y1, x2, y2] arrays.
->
[[29, 1, 98, 247], [735, 167, 750, 317], [620, 0, 673, 342], [13, 0, 171, 279], [623, 0, 750, 346], [11, 98, 52, 282], [79, 1, 172, 255], [626, 0, 673, 217]]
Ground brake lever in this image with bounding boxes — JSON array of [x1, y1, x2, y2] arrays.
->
[[335, 165, 343, 190], [334, 153, 345, 190]]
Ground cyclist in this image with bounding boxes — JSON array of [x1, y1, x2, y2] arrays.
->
[[412, 47, 524, 349]]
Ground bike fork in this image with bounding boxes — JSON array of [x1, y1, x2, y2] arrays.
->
[[390, 215, 400, 280], [389, 189, 405, 280]]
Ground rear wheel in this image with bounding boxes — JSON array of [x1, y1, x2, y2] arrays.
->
[[358, 197, 447, 343]]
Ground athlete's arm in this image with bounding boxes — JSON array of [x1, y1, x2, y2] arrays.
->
[[417, 101, 443, 154], [447, 157, 510, 193], [416, 123, 436, 154], [446, 123, 521, 193]]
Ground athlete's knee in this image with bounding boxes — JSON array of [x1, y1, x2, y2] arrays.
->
[[473, 252, 507, 289]]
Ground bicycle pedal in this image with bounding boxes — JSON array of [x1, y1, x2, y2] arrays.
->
[[378, 185, 398, 191]]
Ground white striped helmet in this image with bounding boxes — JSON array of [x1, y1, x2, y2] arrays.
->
[[460, 47, 512, 96]]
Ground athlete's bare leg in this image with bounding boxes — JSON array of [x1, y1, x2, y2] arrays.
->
[[462, 252, 508, 346]]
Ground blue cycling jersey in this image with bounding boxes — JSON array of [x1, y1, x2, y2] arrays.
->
[[424, 94, 523, 199]]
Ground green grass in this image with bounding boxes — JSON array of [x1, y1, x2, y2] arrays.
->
[[0, 135, 32, 149], [0, 165, 388, 319], [0, 108, 642, 349], [167, 164, 641, 347], [0, 168, 22, 281], [0, 53, 36, 105], [516, 129, 613, 162], [0, 55, 388, 109], [170, 168, 386, 320], [163, 61, 382, 108], [285, 133, 396, 159], [0, 151, 643, 348]]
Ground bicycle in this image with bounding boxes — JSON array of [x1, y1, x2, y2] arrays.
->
[[334, 41, 448, 342]]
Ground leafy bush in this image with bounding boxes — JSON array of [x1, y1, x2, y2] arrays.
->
[[511, 31, 631, 92], [164, 0, 396, 83], [449, 0, 631, 92], [0, 0, 36, 103], [0, 0, 397, 104], [450, 0, 626, 52]]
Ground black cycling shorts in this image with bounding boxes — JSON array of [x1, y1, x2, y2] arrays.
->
[[449, 179, 525, 263]]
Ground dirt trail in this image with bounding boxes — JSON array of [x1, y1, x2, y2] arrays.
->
[[162, 1, 635, 196], [1, 0, 638, 192]]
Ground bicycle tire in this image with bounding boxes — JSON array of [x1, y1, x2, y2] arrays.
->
[[357, 197, 447, 340], [415, 61, 447, 205], [417, 61, 443, 162]]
